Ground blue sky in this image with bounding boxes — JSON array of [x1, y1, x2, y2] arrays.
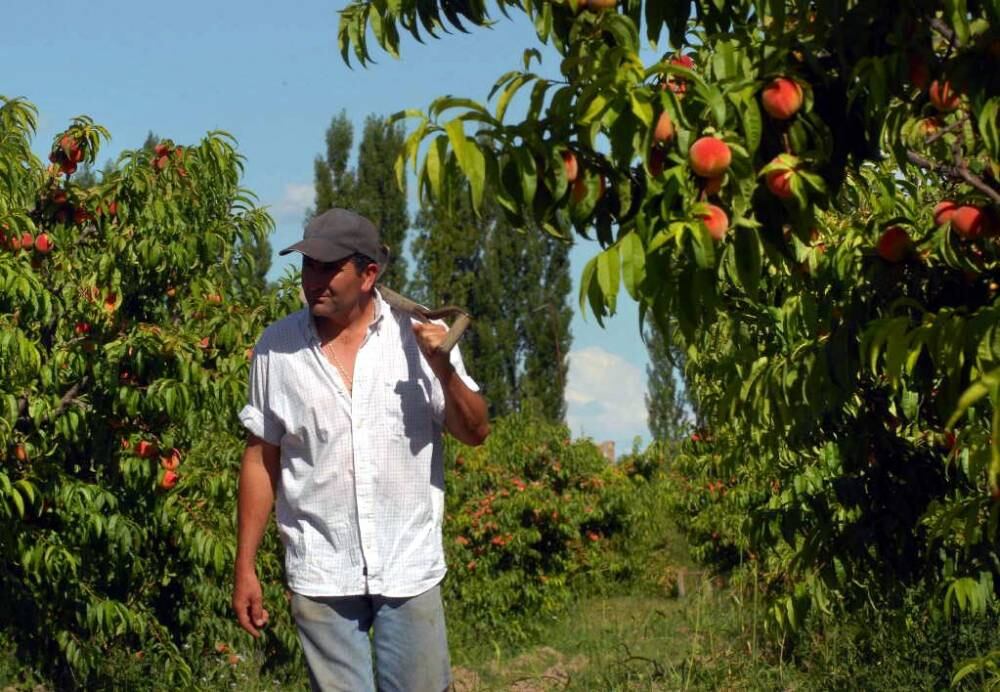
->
[[3, 0, 658, 454]]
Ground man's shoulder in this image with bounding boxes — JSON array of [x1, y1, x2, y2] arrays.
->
[[255, 309, 311, 354]]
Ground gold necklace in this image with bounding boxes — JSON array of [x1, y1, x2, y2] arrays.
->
[[323, 341, 353, 393]]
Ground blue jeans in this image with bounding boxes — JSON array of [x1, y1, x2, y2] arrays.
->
[[291, 583, 451, 692]]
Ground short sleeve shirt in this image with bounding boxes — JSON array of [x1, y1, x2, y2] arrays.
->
[[238, 290, 479, 598]]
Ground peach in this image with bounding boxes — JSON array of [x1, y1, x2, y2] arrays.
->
[[160, 470, 179, 490], [929, 80, 960, 112], [761, 77, 803, 120], [562, 150, 579, 183], [950, 206, 985, 239], [698, 204, 729, 241], [34, 233, 53, 254], [933, 200, 958, 226], [766, 170, 794, 199], [653, 111, 674, 144], [689, 137, 731, 178], [877, 226, 912, 263], [908, 54, 930, 91]]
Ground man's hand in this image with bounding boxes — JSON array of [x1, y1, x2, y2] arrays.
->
[[232, 567, 270, 638], [412, 321, 451, 372], [412, 319, 490, 446]]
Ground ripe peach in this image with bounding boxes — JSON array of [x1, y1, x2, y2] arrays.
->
[[561, 150, 579, 183], [154, 143, 170, 157], [950, 205, 985, 239], [917, 117, 940, 137], [876, 226, 912, 263], [581, 0, 617, 9], [908, 54, 930, 91], [765, 169, 794, 199], [648, 147, 666, 177], [653, 111, 674, 144], [160, 470, 179, 490], [670, 54, 695, 70], [761, 77, 804, 120], [929, 80, 960, 112], [161, 449, 181, 471], [689, 137, 731, 178], [703, 175, 724, 196], [20, 232, 33, 249], [34, 233, 53, 254], [933, 200, 958, 226], [14, 444, 28, 462], [136, 440, 158, 459], [698, 204, 729, 241]]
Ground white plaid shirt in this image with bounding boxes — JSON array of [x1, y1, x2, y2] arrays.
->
[[238, 290, 478, 598]]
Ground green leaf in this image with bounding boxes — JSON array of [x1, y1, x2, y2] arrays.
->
[[445, 119, 486, 213], [620, 232, 645, 301], [596, 245, 620, 315], [733, 226, 761, 298]]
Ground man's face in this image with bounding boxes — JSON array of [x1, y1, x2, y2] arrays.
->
[[301, 256, 377, 319]]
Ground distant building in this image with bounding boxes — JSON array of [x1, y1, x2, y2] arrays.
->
[[597, 440, 615, 463]]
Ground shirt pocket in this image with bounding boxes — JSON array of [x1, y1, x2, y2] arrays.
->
[[384, 379, 434, 448]]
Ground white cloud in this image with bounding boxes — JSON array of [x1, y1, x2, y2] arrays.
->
[[269, 183, 314, 223], [565, 346, 648, 451]]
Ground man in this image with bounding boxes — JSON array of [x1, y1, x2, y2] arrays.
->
[[232, 208, 490, 691]]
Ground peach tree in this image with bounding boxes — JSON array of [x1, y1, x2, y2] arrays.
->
[[0, 96, 303, 686], [336, 0, 1000, 673]]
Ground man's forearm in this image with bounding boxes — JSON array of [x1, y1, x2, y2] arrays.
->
[[235, 439, 281, 571], [434, 362, 490, 446]]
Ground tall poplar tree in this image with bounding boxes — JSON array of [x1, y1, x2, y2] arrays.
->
[[312, 111, 408, 291], [412, 192, 572, 422], [644, 322, 690, 442]]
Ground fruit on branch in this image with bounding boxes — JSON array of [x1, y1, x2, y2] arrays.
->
[[703, 175, 723, 196], [648, 147, 666, 177], [950, 205, 985, 239], [579, 0, 616, 10], [876, 226, 913, 263], [653, 111, 674, 144], [562, 150, 579, 183], [160, 470, 179, 490], [908, 53, 930, 91], [929, 80, 960, 112], [161, 449, 181, 471], [136, 440, 158, 459], [698, 204, 729, 241], [933, 200, 958, 226], [761, 77, 804, 120], [689, 137, 731, 178], [34, 233, 53, 254], [765, 170, 794, 199]]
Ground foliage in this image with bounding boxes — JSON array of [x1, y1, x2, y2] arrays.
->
[[412, 194, 573, 421], [311, 111, 410, 291], [0, 96, 304, 687], [442, 405, 665, 646], [337, 0, 1000, 682]]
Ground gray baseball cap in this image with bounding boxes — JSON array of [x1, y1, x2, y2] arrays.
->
[[279, 208, 386, 264]]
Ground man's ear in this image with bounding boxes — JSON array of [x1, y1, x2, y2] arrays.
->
[[362, 262, 380, 291]]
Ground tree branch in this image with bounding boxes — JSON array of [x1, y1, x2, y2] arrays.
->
[[16, 376, 90, 427], [906, 150, 1000, 206]]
